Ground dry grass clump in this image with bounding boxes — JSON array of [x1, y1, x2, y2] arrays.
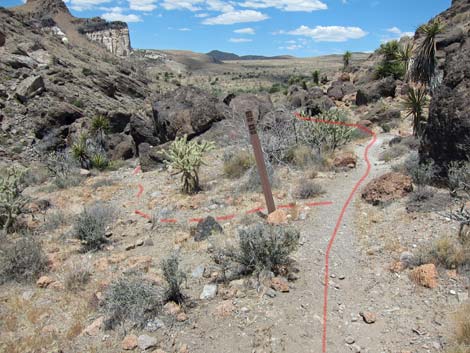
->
[[161, 254, 186, 304], [285, 145, 315, 168], [293, 181, 325, 199], [63, 261, 92, 292], [101, 272, 163, 329], [0, 235, 48, 283], [415, 236, 470, 270], [446, 304, 470, 353], [223, 150, 254, 178], [73, 203, 114, 252]]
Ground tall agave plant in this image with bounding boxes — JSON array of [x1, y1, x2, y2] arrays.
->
[[411, 20, 444, 89], [404, 86, 428, 138], [399, 42, 413, 81]]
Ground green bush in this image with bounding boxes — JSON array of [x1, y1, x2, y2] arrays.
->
[[376, 40, 405, 80], [164, 135, 215, 194], [293, 181, 325, 199], [0, 235, 48, 283], [91, 153, 109, 171], [225, 223, 300, 275], [101, 273, 163, 329], [73, 203, 114, 252]]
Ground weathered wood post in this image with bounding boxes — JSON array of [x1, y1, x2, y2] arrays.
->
[[245, 111, 276, 214]]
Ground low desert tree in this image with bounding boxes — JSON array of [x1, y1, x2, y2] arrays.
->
[[376, 40, 405, 79], [403, 85, 428, 138], [312, 70, 320, 85], [343, 51, 352, 71], [164, 135, 215, 194], [410, 20, 444, 89]]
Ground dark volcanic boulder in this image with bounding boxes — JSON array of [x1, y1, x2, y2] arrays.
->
[[0, 30, 5, 47], [365, 105, 401, 124], [420, 38, 470, 174], [130, 113, 160, 146], [138, 142, 170, 172], [106, 133, 135, 160], [15, 75, 45, 103], [107, 111, 131, 133], [356, 77, 396, 106], [152, 86, 225, 143], [305, 95, 335, 116], [35, 103, 82, 138], [327, 85, 344, 101], [229, 92, 273, 122]]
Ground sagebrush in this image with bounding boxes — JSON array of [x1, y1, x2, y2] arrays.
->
[[73, 203, 114, 252]]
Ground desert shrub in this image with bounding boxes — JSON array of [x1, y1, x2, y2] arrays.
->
[[223, 150, 254, 178], [164, 135, 215, 194], [45, 151, 82, 189], [312, 70, 320, 85], [269, 83, 285, 94], [161, 254, 186, 304], [455, 304, 470, 346], [82, 68, 93, 76], [101, 272, 163, 329], [376, 40, 405, 79], [448, 161, 470, 197], [0, 166, 28, 235], [71, 134, 91, 169], [43, 210, 67, 231], [428, 236, 466, 269], [297, 109, 355, 152], [379, 144, 409, 162], [63, 261, 91, 292], [223, 223, 300, 275], [71, 98, 84, 109], [284, 145, 315, 168], [404, 152, 437, 187], [73, 203, 114, 252], [0, 235, 48, 283], [343, 51, 352, 70], [293, 181, 325, 199], [90, 153, 109, 171]]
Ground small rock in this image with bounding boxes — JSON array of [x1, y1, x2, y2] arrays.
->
[[144, 238, 154, 246], [200, 284, 217, 300], [81, 316, 104, 336], [192, 265, 205, 279], [359, 311, 376, 324], [122, 334, 138, 350], [135, 239, 144, 247], [145, 318, 165, 332], [138, 334, 158, 350], [345, 336, 355, 344], [351, 344, 361, 353], [267, 209, 288, 225], [214, 300, 235, 317], [80, 169, 91, 176], [125, 243, 136, 251], [265, 288, 277, 298], [399, 251, 414, 268], [410, 264, 438, 289], [450, 289, 457, 295], [458, 292, 469, 302], [176, 312, 188, 322], [270, 277, 289, 292], [163, 301, 181, 315], [36, 276, 54, 288]]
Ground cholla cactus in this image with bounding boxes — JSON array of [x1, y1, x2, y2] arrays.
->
[[164, 135, 215, 194], [0, 166, 27, 236]]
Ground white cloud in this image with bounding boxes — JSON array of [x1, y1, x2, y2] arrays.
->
[[101, 7, 142, 22], [234, 27, 255, 34], [387, 27, 414, 38], [240, 0, 327, 12], [161, 0, 204, 11], [129, 0, 157, 11], [69, 0, 111, 11], [195, 12, 209, 17], [178, 27, 192, 31], [202, 10, 268, 25], [229, 37, 253, 42], [206, 0, 234, 12], [279, 44, 302, 50], [287, 25, 367, 42]]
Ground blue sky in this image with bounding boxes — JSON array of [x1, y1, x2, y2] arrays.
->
[[3, 0, 451, 56]]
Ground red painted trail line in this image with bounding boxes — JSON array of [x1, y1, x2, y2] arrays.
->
[[133, 165, 142, 175], [295, 112, 377, 353], [305, 201, 334, 207], [136, 184, 144, 198], [134, 210, 151, 219]]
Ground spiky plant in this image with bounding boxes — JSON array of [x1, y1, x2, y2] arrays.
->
[[343, 51, 352, 70], [404, 86, 428, 138], [71, 133, 91, 169], [0, 166, 27, 236], [91, 153, 109, 171], [90, 115, 110, 147], [312, 70, 320, 85], [376, 40, 405, 79], [411, 20, 444, 88], [164, 135, 215, 194], [398, 42, 413, 81]]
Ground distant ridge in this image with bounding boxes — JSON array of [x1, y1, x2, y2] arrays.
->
[[206, 50, 294, 61]]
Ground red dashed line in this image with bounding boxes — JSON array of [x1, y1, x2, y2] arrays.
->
[[129, 113, 375, 353], [294, 112, 377, 353]]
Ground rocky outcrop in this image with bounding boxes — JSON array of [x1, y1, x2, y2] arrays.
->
[[78, 18, 131, 56], [152, 86, 225, 143], [419, 0, 470, 174], [0, 30, 5, 47], [228, 93, 273, 122], [356, 77, 396, 106], [362, 172, 413, 205], [15, 75, 45, 103]]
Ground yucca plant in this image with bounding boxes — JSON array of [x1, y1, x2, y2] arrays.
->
[[164, 135, 215, 194], [90, 115, 110, 147], [312, 70, 320, 85], [343, 51, 352, 71], [398, 42, 413, 81], [71, 133, 91, 169], [404, 86, 428, 138], [91, 153, 109, 171], [411, 20, 444, 88], [376, 40, 405, 79]]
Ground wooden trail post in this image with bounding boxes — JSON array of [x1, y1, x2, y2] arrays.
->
[[245, 111, 276, 214]]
